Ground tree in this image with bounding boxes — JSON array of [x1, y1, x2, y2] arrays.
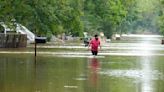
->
[[158, 0, 164, 35], [83, 0, 128, 38], [0, 0, 84, 38]]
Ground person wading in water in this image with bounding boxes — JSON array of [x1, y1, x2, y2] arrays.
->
[[88, 34, 101, 56]]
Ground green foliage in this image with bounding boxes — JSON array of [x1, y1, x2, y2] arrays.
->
[[0, 0, 83, 37], [158, 15, 164, 35], [84, 0, 128, 38], [120, 0, 163, 34], [158, 0, 164, 35], [1, 0, 163, 39]]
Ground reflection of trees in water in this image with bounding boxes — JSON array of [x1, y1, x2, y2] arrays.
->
[[0, 56, 34, 92]]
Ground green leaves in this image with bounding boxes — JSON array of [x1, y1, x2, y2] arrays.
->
[[83, 0, 128, 38], [0, 0, 84, 37], [158, 0, 164, 35], [1, 0, 163, 39]]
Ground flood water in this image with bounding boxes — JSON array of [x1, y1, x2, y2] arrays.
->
[[0, 34, 164, 92]]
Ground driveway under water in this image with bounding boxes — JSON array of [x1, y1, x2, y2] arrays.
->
[[0, 34, 164, 92]]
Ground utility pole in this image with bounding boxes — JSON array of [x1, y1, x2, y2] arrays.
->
[[34, 0, 38, 62], [35, 29, 37, 57]]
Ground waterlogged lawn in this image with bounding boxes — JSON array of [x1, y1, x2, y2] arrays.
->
[[1, 35, 164, 92], [1, 54, 164, 92], [101, 56, 141, 69]]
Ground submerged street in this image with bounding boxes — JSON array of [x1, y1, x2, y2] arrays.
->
[[0, 34, 164, 92]]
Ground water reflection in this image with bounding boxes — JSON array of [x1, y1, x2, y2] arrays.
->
[[0, 55, 35, 92], [141, 57, 154, 92], [99, 36, 164, 92], [139, 40, 154, 92], [88, 58, 100, 87], [0, 35, 164, 92]]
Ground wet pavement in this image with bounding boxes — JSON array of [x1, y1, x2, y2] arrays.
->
[[0, 34, 164, 92]]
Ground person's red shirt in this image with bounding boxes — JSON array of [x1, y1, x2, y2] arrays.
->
[[90, 38, 100, 51]]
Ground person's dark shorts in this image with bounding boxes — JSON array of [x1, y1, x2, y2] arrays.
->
[[92, 51, 98, 55]]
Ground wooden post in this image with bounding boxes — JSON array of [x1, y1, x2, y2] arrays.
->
[[35, 39, 37, 56], [0, 33, 27, 48], [161, 39, 164, 44], [34, 29, 37, 65]]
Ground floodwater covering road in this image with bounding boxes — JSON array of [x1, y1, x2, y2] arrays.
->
[[0, 34, 164, 92]]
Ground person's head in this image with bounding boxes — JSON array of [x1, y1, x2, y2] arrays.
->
[[94, 34, 98, 40]]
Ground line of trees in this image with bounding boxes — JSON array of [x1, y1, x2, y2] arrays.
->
[[158, 0, 164, 36], [0, 0, 164, 39], [0, 0, 84, 38]]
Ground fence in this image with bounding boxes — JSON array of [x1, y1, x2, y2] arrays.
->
[[0, 33, 27, 48]]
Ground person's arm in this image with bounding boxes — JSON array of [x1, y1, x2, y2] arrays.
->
[[99, 41, 101, 50], [99, 45, 102, 50], [88, 40, 92, 50]]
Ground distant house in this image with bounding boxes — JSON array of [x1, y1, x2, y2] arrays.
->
[[0, 22, 35, 43], [0, 22, 36, 48]]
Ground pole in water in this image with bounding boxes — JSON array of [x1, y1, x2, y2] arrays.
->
[[34, 28, 37, 64], [35, 40, 36, 57], [34, 28, 37, 57]]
